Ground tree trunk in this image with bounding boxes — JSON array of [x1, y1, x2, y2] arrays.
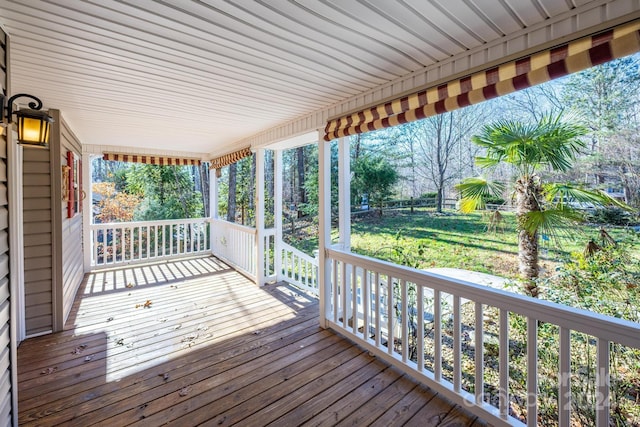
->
[[296, 146, 305, 218], [227, 162, 237, 222], [200, 163, 210, 217], [436, 188, 444, 213], [515, 175, 541, 297]]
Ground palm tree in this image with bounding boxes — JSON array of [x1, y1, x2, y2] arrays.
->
[[456, 114, 626, 297]]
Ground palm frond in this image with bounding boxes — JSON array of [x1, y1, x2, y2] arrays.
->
[[544, 183, 633, 210], [471, 113, 587, 173], [455, 177, 505, 213], [520, 207, 584, 241]]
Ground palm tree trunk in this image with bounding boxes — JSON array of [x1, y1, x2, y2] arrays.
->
[[516, 175, 541, 297]]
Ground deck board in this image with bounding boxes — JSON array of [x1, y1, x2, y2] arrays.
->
[[18, 256, 481, 426]]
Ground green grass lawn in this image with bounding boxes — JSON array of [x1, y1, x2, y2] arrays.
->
[[347, 208, 640, 280], [286, 207, 640, 280]]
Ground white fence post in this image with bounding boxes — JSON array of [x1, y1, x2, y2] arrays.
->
[[274, 149, 283, 282], [318, 133, 331, 329], [255, 148, 266, 286]]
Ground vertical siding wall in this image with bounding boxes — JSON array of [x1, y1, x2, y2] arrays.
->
[[22, 148, 52, 335], [56, 114, 84, 327], [22, 110, 84, 335], [0, 26, 14, 426]]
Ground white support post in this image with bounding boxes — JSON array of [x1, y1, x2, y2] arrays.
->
[[318, 132, 331, 329], [210, 166, 218, 254], [255, 148, 266, 286], [82, 153, 95, 271], [7, 128, 25, 343], [274, 149, 283, 282], [338, 137, 351, 251]]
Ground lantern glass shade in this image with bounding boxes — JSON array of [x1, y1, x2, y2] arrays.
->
[[16, 109, 54, 147]]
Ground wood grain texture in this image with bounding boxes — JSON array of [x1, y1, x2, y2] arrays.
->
[[18, 257, 479, 426]]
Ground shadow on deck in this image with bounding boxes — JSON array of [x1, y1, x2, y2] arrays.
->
[[17, 256, 484, 426]]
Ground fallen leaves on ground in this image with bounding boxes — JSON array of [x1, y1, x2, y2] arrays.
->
[[135, 300, 152, 309], [179, 386, 192, 396], [40, 367, 57, 375], [126, 283, 134, 288], [71, 344, 88, 355]]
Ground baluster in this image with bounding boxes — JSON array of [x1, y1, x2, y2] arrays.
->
[[162, 224, 166, 257], [499, 309, 509, 419], [352, 266, 357, 335], [559, 327, 571, 427], [417, 285, 424, 372], [332, 259, 339, 323], [93, 229, 99, 266], [145, 226, 149, 258], [527, 317, 538, 427], [341, 261, 347, 329], [154, 225, 158, 258], [401, 279, 408, 363], [387, 276, 394, 355], [374, 271, 381, 348], [596, 338, 610, 427], [191, 222, 195, 253], [129, 226, 134, 261], [453, 295, 461, 392], [434, 289, 442, 380], [362, 268, 369, 341], [475, 302, 484, 405]]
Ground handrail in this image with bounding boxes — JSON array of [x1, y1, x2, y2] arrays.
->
[[210, 218, 257, 234], [92, 217, 208, 228]]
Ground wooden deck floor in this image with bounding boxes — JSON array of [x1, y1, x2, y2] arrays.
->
[[17, 256, 485, 426]]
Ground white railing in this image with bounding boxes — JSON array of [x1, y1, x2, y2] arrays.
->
[[280, 242, 318, 295], [210, 219, 256, 277], [326, 248, 640, 427], [262, 228, 277, 283], [90, 218, 210, 269]]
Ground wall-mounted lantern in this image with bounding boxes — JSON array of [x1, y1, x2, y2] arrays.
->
[[0, 93, 54, 147]]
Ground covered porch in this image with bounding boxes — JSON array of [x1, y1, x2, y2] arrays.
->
[[1, 1, 640, 426], [17, 257, 481, 426]]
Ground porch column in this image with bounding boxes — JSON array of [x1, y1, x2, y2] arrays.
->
[[317, 132, 331, 329], [255, 148, 266, 286], [338, 137, 351, 251], [274, 149, 283, 282], [82, 153, 98, 271], [209, 166, 218, 254]]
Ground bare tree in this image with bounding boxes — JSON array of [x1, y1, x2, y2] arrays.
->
[[399, 106, 487, 212], [227, 162, 237, 222]]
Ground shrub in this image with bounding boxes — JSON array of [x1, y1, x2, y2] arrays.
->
[[588, 206, 632, 225]]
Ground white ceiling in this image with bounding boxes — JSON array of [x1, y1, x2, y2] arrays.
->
[[0, 0, 606, 156]]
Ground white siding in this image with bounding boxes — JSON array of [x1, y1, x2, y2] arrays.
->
[[0, 26, 15, 427]]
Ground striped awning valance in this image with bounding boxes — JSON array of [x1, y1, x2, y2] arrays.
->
[[209, 147, 252, 169], [102, 153, 201, 166], [324, 19, 640, 141]]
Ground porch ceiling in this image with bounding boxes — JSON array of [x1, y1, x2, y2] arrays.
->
[[0, 0, 618, 156]]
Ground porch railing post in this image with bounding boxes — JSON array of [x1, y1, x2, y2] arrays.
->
[[255, 148, 266, 286], [318, 132, 331, 329], [210, 166, 218, 255], [274, 149, 283, 282], [82, 153, 96, 270], [338, 137, 351, 251]]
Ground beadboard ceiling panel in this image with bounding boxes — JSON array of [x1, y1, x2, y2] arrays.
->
[[0, 0, 626, 155]]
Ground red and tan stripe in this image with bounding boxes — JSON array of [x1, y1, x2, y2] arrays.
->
[[324, 20, 640, 141], [325, 27, 640, 141]]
